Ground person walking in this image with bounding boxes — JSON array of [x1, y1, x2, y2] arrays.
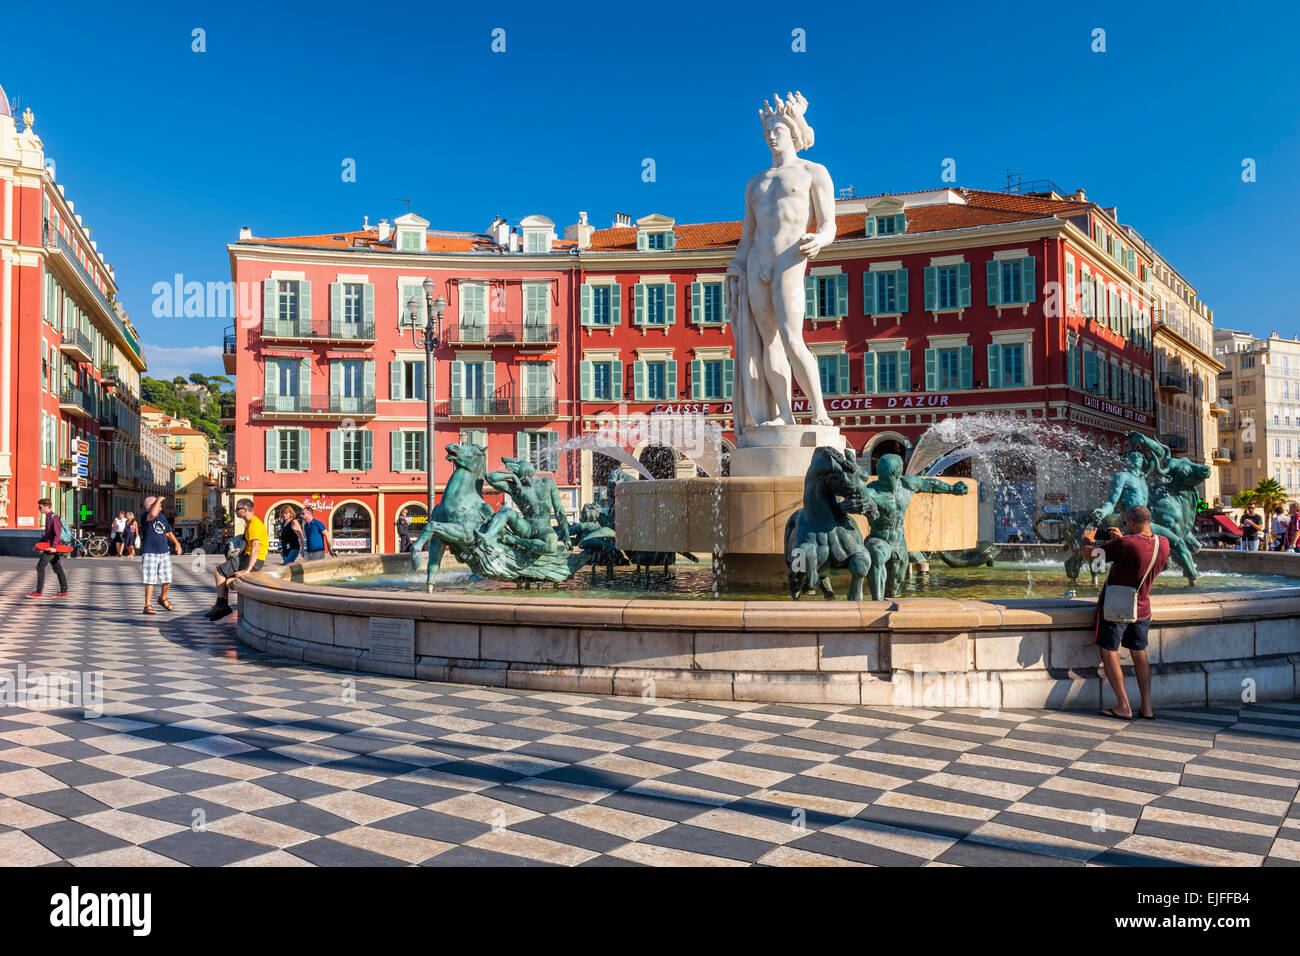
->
[[1081, 505, 1170, 721], [299, 505, 334, 561], [396, 508, 412, 553], [206, 499, 267, 621], [278, 504, 304, 564], [1240, 503, 1264, 551], [27, 498, 71, 598], [140, 495, 182, 614], [124, 512, 139, 557], [1286, 502, 1300, 553], [112, 510, 127, 557], [1269, 507, 1287, 551]]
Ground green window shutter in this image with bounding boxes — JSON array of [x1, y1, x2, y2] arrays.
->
[[924, 348, 937, 391], [364, 360, 375, 397], [300, 429, 310, 470], [691, 359, 702, 399], [328, 430, 340, 471], [362, 431, 373, 470], [329, 361, 340, 400], [262, 280, 276, 333], [895, 213, 906, 234], [516, 430, 528, 461], [391, 431, 402, 472], [835, 274, 848, 317], [986, 260, 1000, 306], [633, 360, 645, 401], [987, 344, 1002, 388], [266, 429, 277, 472], [1021, 256, 1036, 303], [804, 276, 816, 317], [665, 231, 676, 250], [298, 281, 312, 334], [863, 352, 876, 394], [633, 283, 645, 325], [264, 358, 278, 398], [413, 359, 424, 396], [896, 268, 909, 313], [483, 361, 495, 399], [863, 272, 876, 315], [580, 360, 592, 400], [960, 346, 973, 389], [611, 361, 624, 399], [390, 361, 401, 401], [666, 360, 678, 398], [665, 282, 676, 324], [329, 282, 342, 336], [836, 352, 849, 394], [958, 262, 972, 307], [722, 358, 734, 398], [298, 357, 311, 398], [690, 282, 701, 323], [864, 217, 875, 238], [580, 284, 592, 325], [611, 284, 621, 325], [363, 283, 374, 328], [450, 360, 463, 400], [923, 267, 936, 311], [1084, 351, 1098, 391], [899, 349, 911, 392], [636, 231, 647, 251], [719, 282, 729, 323]]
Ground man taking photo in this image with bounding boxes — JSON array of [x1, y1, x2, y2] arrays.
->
[[1239, 503, 1263, 551], [1081, 505, 1170, 721]]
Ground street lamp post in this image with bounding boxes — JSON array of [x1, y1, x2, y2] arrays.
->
[[407, 281, 447, 517]]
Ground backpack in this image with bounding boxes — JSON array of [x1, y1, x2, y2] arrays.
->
[[57, 516, 74, 546]]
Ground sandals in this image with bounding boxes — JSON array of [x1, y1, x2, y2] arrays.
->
[[159, 599, 174, 611], [1099, 708, 1132, 721], [142, 605, 156, 615]]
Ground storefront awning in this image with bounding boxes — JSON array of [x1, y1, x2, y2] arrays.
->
[[1211, 514, 1242, 536]]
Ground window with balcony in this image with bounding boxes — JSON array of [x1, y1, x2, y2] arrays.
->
[[277, 281, 299, 323], [460, 283, 487, 338], [450, 359, 494, 414], [329, 359, 373, 413], [522, 361, 555, 415], [264, 357, 309, 412]]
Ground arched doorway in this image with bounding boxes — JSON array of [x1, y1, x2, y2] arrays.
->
[[866, 433, 912, 475], [637, 442, 679, 480], [394, 502, 427, 553], [331, 500, 374, 553]]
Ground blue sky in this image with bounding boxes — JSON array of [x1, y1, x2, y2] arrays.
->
[[6, 0, 1298, 379]]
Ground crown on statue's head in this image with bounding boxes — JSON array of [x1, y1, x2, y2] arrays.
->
[[758, 91, 814, 150]]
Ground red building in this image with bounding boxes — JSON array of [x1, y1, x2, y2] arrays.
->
[[230, 187, 1158, 550], [0, 84, 148, 533], [226, 213, 580, 552]]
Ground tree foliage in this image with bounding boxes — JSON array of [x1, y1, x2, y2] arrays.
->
[[141, 375, 232, 449]]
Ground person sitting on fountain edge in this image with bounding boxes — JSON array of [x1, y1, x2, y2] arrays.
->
[[1081, 505, 1169, 720]]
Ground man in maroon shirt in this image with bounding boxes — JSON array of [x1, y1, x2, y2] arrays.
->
[[1081, 505, 1170, 721], [27, 498, 70, 598]]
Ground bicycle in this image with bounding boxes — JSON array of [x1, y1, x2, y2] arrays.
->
[[70, 528, 110, 558]]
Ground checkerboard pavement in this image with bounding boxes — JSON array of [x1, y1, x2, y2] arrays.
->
[[1, 556, 1298, 867]]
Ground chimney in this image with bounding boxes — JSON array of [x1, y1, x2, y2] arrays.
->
[[238, 226, 252, 240], [377, 219, 391, 242], [508, 228, 520, 253], [492, 217, 510, 246], [564, 211, 594, 250], [612, 212, 633, 228], [363, 215, 369, 229], [1070, 188, 1086, 202]]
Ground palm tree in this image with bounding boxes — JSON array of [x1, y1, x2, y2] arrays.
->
[[1250, 476, 1289, 515]]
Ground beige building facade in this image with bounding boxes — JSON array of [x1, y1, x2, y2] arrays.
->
[[1214, 329, 1300, 504]]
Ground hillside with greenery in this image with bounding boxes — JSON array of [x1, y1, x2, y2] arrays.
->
[[140, 373, 233, 449]]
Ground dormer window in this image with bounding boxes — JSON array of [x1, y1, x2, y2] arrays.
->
[[875, 214, 905, 236], [392, 212, 430, 253], [863, 199, 907, 238], [519, 214, 556, 254], [635, 213, 677, 252]]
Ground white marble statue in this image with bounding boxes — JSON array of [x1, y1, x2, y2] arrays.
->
[[726, 91, 837, 440]]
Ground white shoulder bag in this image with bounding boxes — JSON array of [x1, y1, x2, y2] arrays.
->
[[1101, 536, 1161, 623]]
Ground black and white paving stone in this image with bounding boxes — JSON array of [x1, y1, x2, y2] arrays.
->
[[0, 556, 1297, 867]]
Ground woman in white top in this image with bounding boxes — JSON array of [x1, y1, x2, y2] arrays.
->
[[112, 511, 127, 557], [1270, 509, 1288, 550]]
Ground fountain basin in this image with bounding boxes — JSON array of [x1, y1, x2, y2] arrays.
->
[[232, 550, 1300, 710], [614, 475, 978, 585]]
